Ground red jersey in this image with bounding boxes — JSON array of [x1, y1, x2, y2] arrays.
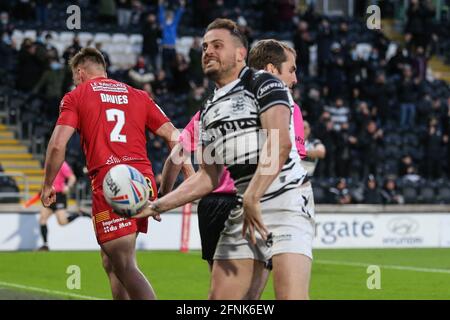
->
[[56, 77, 169, 176]]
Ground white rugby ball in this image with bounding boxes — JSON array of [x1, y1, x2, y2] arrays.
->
[[103, 164, 150, 217]]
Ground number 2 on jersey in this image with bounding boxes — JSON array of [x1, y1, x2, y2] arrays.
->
[[106, 109, 127, 142]]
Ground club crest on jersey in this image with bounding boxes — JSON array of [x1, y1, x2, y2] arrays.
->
[[231, 96, 245, 114]]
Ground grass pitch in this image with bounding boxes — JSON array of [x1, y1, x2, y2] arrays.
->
[[1, 248, 450, 300]]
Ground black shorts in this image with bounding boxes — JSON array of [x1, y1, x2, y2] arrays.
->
[[197, 193, 238, 261], [49, 192, 67, 212]]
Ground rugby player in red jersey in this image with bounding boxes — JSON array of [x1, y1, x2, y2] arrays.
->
[[41, 47, 182, 300]]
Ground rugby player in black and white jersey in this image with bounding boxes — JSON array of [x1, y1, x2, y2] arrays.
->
[[136, 18, 314, 300]]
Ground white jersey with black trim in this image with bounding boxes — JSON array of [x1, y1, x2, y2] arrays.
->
[[199, 67, 308, 201]]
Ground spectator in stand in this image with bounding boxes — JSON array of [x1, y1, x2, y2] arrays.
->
[[326, 42, 347, 99], [325, 97, 350, 132], [277, 0, 295, 32], [152, 69, 169, 96], [117, 0, 132, 28], [32, 52, 65, 120], [63, 35, 82, 64], [95, 42, 111, 72], [302, 87, 324, 123], [16, 41, 46, 91], [315, 111, 335, 178], [358, 121, 383, 179], [363, 175, 383, 204], [188, 37, 204, 87], [143, 82, 154, 99], [142, 13, 161, 72], [186, 85, 208, 117], [128, 55, 155, 89], [0, 12, 14, 35], [366, 72, 394, 127], [381, 177, 404, 204], [35, 0, 51, 27], [316, 18, 333, 78], [170, 53, 190, 94], [398, 65, 419, 129], [412, 46, 428, 81], [335, 121, 356, 178], [293, 21, 313, 78], [329, 178, 352, 204], [444, 100, 450, 177], [98, 0, 117, 24], [423, 117, 446, 179], [158, 0, 185, 72], [399, 154, 414, 176], [404, 0, 435, 51]]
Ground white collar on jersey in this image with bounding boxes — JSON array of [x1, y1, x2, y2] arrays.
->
[[212, 66, 249, 102], [212, 78, 240, 102]]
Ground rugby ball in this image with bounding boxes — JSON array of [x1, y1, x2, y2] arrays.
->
[[103, 164, 150, 217]]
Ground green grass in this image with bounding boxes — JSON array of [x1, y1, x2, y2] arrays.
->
[[1, 249, 450, 300]]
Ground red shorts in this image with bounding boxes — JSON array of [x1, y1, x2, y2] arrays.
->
[[90, 163, 157, 244]]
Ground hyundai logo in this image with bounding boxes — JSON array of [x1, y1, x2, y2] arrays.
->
[[387, 217, 419, 236]]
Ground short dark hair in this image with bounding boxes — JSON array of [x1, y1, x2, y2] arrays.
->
[[69, 47, 106, 71], [205, 18, 248, 50], [248, 39, 296, 73]]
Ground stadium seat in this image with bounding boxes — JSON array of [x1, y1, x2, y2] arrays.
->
[[112, 33, 129, 44], [23, 30, 37, 41], [129, 34, 143, 44], [313, 185, 327, 203], [59, 31, 75, 44], [94, 33, 112, 44], [78, 32, 94, 46], [402, 187, 418, 204], [356, 43, 372, 60], [418, 186, 436, 204], [437, 187, 450, 204]]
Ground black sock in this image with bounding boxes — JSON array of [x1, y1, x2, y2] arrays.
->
[[67, 213, 80, 223], [40, 225, 48, 244]]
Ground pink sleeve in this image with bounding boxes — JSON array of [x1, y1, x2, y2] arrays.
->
[[293, 103, 307, 159], [60, 161, 74, 179], [179, 112, 200, 152]]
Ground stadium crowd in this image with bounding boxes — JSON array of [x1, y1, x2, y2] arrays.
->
[[1, 0, 450, 204]]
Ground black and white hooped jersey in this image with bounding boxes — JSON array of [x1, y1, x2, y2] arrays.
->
[[199, 67, 307, 201]]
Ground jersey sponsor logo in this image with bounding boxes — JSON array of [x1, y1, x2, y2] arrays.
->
[[257, 79, 285, 99], [121, 155, 144, 162], [100, 93, 128, 105], [204, 118, 258, 139], [106, 155, 121, 165], [91, 82, 128, 93]]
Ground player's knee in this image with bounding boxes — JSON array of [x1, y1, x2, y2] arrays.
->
[[102, 254, 114, 274], [108, 255, 135, 276]]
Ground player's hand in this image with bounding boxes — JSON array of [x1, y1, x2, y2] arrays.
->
[[134, 200, 162, 221], [63, 185, 70, 195], [41, 185, 56, 207], [242, 197, 269, 245]]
